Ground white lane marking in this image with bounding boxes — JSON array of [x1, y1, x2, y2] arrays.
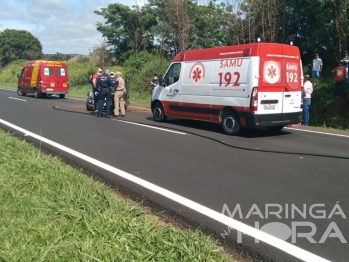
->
[[0, 118, 331, 262], [115, 119, 187, 135], [9, 97, 26, 102], [285, 127, 349, 138], [65, 97, 83, 101]]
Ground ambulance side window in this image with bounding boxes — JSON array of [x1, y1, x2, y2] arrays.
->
[[164, 63, 181, 86], [44, 67, 53, 76], [56, 68, 66, 76]]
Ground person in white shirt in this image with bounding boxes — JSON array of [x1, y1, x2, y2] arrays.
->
[[312, 54, 323, 78], [302, 75, 313, 126]]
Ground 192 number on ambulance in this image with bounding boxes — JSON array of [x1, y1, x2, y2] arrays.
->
[[218, 72, 241, 87], [286, 72, 298, 82]]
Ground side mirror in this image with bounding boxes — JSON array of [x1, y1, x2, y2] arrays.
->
[[17, 74, 20, 79]]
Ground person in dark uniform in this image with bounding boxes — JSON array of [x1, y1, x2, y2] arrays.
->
[[96, 68, 114, 118]]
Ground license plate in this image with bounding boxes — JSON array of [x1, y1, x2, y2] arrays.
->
[[263, 104, 275, 110], [46, 88, 53, 91]]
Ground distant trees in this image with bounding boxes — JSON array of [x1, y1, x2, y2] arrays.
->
[[0, 29, 42, 65], [94, 0, 349, 69], [94, 3, 157, 62], [89, 38, 112, 69]]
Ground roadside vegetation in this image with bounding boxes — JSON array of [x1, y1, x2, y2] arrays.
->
[[0, 128, 235, 262], [0, 52, 169, 107], [301, 65, 349, 130], [1, 56, 348, 129]]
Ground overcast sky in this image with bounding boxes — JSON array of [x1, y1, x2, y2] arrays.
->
[[0, 0, 146, 55]]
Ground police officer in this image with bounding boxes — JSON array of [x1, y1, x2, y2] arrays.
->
[[114, 71, 126, 117], [109, 72, 119, 93], [96, 68, 114, 118]]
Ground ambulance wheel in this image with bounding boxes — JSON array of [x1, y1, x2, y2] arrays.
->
[[153, 102, 167, 122], [17, 89, 26, 96], [59, 94, 65, 99], [222, 111, 242, 135], [267, 125, 284, 133], [34, 90, 40, 98]]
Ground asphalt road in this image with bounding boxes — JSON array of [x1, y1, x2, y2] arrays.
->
[[1, 88, 348, 262]]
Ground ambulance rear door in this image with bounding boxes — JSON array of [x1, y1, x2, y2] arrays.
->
[[258, 44, 302, 116], [259, 57, 284, 115], [53, 63, 69, 92], [282, 54, 302, 114], [40, 61, 69, 93]]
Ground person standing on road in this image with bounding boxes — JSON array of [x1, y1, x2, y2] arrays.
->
[[113, 71, 126, 117], [92, 68, 103, 112], [312, 54, 323, 78], [332, 61, 346, 97], [302, 75, 313, 126], [96, 68, 113, 118], [109, 72, 119, 94]]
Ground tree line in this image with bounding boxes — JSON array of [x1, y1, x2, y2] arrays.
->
[[95, 0, 349, 70], [1, 0, 348, 72], [0, 29, 42, 65]]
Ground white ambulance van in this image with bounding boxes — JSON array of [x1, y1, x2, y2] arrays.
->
[[151, 43, 303, 135]]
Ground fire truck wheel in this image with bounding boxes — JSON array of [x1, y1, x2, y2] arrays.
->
[[153, 102, 167, 122], [17, 89, 26, 96], [222, 111, 242, 135]]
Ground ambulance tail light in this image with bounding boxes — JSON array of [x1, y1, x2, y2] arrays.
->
[[250, 87, 258, 111]]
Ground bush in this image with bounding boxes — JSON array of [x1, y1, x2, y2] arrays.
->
[[65, 59, 96, 89], [310, 77, 349, 130], [0, 59, 27, 87], [68, 70, 93, 89], [124, 52, 170, 95]]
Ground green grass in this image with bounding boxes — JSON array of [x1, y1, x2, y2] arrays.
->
[[309, 78, 349, 130], [0, 129, 233, 261], [0, 59, 26, 88], [127, 90, 151, 107], [68, 84, 92, 99]]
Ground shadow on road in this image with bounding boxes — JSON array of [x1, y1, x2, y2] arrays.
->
[[145, 116, 292, 138], [52, 106, 96, 116]]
